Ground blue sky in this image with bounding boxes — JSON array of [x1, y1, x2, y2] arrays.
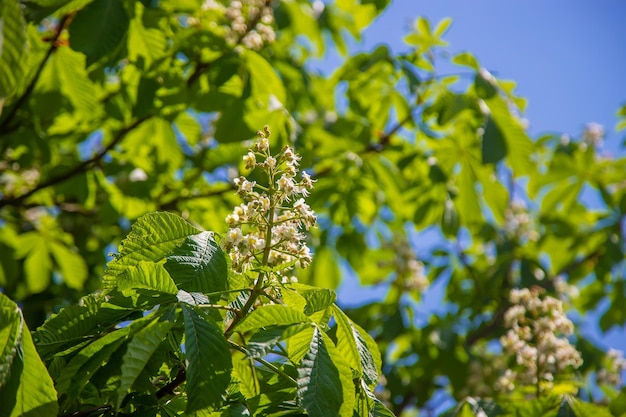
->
[[359, 1, 626, 151], [327, 2, 626, 350]]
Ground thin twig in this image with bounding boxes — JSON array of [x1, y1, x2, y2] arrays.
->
[[60, 405, 112, 417], [0, 115, 152, 208], [156, 366, 186, 399]]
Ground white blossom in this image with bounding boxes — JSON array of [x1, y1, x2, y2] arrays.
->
[[223, 126, 316, 276], [497, 287, 582, 393]]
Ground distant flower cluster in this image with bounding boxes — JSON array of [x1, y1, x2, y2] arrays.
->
[[582, 122, 604, 147], [504, 201, 538, 242], [201, 0, 275, 50], [597, 348, 626, 387], [381, 236, 428, 292], [497, 287, 583, 393], [223, 126, 316, 276]]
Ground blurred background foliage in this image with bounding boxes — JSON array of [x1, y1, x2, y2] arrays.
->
[[1, 0, 625, 414]]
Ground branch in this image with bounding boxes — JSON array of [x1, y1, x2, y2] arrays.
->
[[0, 115, 152, 208], [0, 15, 72, 135], [553, 249, 602, 279], [156, 366, 186, 399], [60, 405, 112, 417], [368, 112, 415, 152]]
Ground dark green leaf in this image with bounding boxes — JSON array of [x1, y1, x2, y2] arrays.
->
[[296, 327, 344, 417], [118, 318, 173, 406], [104, 212, 200, 287], [181, 304, 232, 412], [482, 116, 507, 164], [68, 0, 129, 65], [165, 231, 228, 294]]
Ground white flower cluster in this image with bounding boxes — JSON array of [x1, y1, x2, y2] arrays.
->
[[597, 348, 626, 387], [202, 0, 275, 50], [582, 122, 604, 147], [392, 239, 428, 292], [504, 200, 539, 242], [498, 287, 583, 393], [223, 126, 316, 275]]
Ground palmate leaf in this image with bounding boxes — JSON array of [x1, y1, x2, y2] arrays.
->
[[68, 0, 129, 65], [0, 294, 57, 417], [0, 0, 28, 100], [181, 304, 232, 413], [297, 326, 354, 417], [165, 231, 228, 294], [104, 212, 201, 288], [118, 318, 173, 406]]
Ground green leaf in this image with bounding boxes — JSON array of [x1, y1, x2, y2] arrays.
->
[[0, 294, 22, 389], [119, 261, 179, 295], [502, 396, 562, 417], [482, 116, 507, 164], [0, 0, 28, 100], [297, 326, 354, 417], [0, 297, 58, 417], [48, 240, 88, 290], [300, 246, 341, 289], [483, 94, 534, 175], [55, 327, 130, 406], [453, 52, 480, 70], [236, 305, 312, 333], [359, 382, 396, 417], [441, 199, 460, 237], [434, 17, 452, 38], [32, 294, 136, 360], [232, 350, 260, 399], [559, 396, 613, 417], [609, 389, 626, 416], [247, 323, 312, 359], [182, 304, 232, 412], [245, 50, 286, 105], [332, 305, 378, 385], [23, 234, 52, 294], [290, 283, 336, 316], [127, 2, 166, 69], [68, 0, 129, 65], [104, 212, 201, 287], [165, 231, 228, 294], [44, 46, 98, 118], [118, 318, 173, 406]]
